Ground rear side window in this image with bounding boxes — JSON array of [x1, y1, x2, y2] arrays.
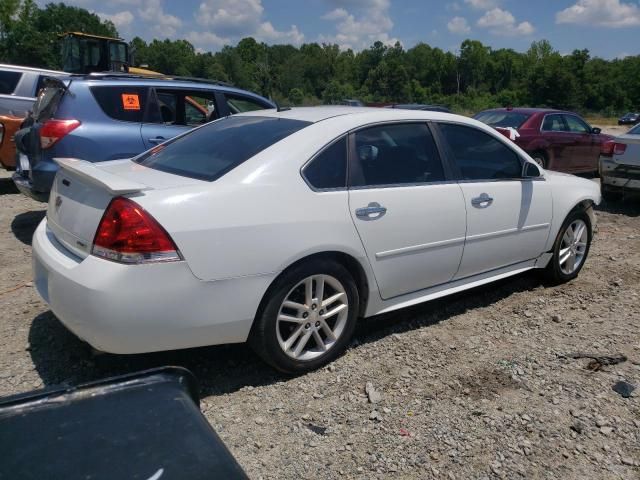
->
[[0, 71, 22, 94], [135, 116, 310, 181], [224, 94, 270, 113], [350, 123, 445, 187], [542, 114, 565, 132], [439, 123, 522, 180], [90, 86, 148, 122], [303, 137, 347, 189]]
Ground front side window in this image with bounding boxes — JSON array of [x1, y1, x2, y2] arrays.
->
[[563, 115, 590, 134], [439, 123, 522, 180], [303, 137, 347, 189], [135, 116, 310, 181], [350, 123, 445, 187]]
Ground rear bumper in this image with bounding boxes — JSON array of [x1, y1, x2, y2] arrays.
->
[[32, 219, 276, 354], [12, 172, 50, 202], [13, 159, 58, 202], [600, 156, 640, 192]]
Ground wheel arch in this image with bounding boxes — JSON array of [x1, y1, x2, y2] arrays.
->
[[251, 250, 373, 332]]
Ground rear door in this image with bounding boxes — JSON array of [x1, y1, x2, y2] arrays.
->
[[436, 122, 552, 279], [347, 122, 467, 299], [140, 88, 219, 150]]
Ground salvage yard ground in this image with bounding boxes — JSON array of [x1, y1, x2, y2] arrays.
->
[[0, 127, 638, 478]]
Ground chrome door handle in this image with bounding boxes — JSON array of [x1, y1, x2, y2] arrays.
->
[[355, 202, 387, 219], [471, 193, 493, 207]]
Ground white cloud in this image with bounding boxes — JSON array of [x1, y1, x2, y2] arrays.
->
[[256, 22, 304, 44], [319, 0, 399, 50], [477, 7, 535, 36], [97, 10, 134, 30], [138, 0, 182, 37], [464, 0, 500, 9], [556, 0, 640, 28], [190, 0, 304, 49], [447, 16, 470, 34]]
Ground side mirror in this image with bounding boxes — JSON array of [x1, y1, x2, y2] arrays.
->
[[591, 127, 601, 134], [522, 161, 542, 178]]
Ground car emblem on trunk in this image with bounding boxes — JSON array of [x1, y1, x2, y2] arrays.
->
[[55, 196, 62, 210]]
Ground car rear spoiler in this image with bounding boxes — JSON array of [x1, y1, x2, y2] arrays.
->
[[54, 157, 149, 195]]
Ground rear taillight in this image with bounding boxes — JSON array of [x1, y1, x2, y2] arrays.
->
[[601, 140, 614, 157], [613, 143, 627, 155], [92, 197, 181, 264], [40, 119, 80, 149]]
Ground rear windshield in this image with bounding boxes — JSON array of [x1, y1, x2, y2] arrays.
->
[[474, 111, 531, 129], [32, 81, 67, 121], [135, 116, 311, 181]]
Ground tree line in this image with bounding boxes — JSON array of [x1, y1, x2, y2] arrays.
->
[[1, 1, 639, 115]]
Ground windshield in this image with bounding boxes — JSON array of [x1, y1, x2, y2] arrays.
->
[[135, 116, 311, 181], [628, 123, 640, 135], [474, 111, 531, 129]]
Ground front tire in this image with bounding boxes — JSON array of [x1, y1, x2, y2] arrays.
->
[[249, 259, 359, 374], [531, 151, 547, 169], [544, 210, 592, 284]]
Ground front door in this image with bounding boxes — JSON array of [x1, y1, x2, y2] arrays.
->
[[562, 114, 598, 171], [436, 123, 552, 279], [347, 122, 467, 300]]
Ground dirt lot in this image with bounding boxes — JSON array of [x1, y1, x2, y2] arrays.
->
[[0, 154, 638, 478]]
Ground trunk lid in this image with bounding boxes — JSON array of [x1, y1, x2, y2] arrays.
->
[[47, 158, 203, 258], [614, 134, 640, 167]]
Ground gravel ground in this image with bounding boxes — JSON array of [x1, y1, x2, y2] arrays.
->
[[0, 150, 638, 479]]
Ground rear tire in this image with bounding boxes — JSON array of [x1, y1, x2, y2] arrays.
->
[[544, 210, 592, 285], [249, 259, 359, 374]]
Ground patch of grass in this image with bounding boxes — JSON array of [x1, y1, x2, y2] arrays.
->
[[585, 116, 618, 126]]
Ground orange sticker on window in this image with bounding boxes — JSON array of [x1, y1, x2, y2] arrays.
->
[[121, 93, 141, 110]]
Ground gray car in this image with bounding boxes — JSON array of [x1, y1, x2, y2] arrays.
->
[[0, 64, 68, 117], [599, 122, 640, 201]]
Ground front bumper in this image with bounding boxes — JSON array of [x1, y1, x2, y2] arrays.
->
[[32, 219, 275, 354]]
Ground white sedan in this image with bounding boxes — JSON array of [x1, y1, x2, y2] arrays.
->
[[32, 107, 600, 373]]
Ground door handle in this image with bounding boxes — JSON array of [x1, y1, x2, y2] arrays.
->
[[355, 202, 387, 219], [148, 136, 166, 144], [471, 193, 493, 207]]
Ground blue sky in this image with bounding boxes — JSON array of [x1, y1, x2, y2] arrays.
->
[[40, 0, 640, 58]]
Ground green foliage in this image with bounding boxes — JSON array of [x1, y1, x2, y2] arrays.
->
[[1, 1, 639, 115]]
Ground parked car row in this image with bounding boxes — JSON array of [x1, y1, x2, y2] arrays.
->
[[473, 107, 613, 175]]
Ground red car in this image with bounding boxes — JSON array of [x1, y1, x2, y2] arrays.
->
[[474, 108, 613, 174]]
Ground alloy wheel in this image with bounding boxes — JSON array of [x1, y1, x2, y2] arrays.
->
[[276, 274, 349, 361], [558, 219, 588, 275]]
